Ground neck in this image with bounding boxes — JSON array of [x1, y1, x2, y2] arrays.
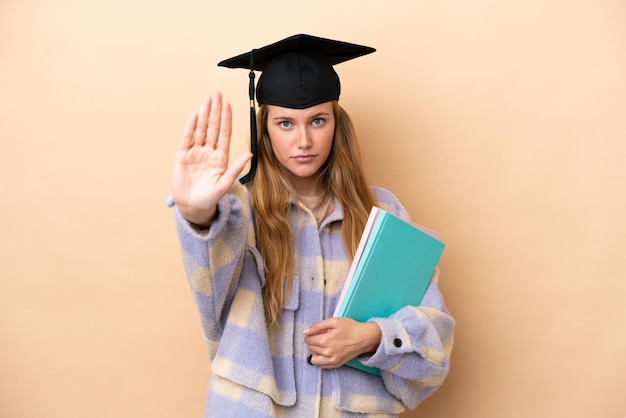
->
[[290, 174, 324, 197], [296, 191, 333, 223]]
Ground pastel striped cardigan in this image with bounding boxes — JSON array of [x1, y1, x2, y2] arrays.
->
[[171, 183, 455, 417]]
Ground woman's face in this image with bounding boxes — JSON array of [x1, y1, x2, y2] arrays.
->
[[266, 101, 335, 184]]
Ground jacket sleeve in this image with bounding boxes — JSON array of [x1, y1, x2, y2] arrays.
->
[[365, 187, 455, 409], [359, 268, 455, 409], [169, 184, 253, 356]]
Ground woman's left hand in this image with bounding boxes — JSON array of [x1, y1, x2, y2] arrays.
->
[[303, 317, 382, 369]]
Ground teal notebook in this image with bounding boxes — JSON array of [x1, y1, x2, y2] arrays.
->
[[333, 207, 445, 375]]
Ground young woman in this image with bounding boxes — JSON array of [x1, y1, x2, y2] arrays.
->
[[169, 34, 455, 417]]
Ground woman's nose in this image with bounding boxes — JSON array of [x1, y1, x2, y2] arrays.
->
[[296, 127, 312, 148]]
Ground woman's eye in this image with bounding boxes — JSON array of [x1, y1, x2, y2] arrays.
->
[[312, 118, 324, 127], [279, 121, 292, 128]]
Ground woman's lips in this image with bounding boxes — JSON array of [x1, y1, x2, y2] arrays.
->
[[292, 154, 316, 163]]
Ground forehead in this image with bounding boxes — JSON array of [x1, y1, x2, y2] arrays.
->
[[267, 101, 334, 118]]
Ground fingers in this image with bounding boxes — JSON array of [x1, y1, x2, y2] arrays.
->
[[187, 92, 231, 150], [303, 326, 332, 349], [304, 337, 332, 359], [307, 351, 342, 369], [206, 91, 223, 149], [216, 100, 232, 154], [180, 111, 198, 150], [303, 318, 336, 336], [193, 95, 211, 146]]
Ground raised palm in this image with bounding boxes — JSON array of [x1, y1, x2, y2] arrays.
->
[[171, 91, 252, 225]]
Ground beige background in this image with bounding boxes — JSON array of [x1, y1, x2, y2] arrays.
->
[[1, 0, 625, 417]]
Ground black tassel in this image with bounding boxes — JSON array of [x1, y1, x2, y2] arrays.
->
[[239, 50, 258, 184]]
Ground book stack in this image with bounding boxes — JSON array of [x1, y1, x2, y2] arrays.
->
[[333, 207, 445, 375]]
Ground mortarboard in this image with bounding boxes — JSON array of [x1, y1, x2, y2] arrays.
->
[[217, 34, 375, 183]]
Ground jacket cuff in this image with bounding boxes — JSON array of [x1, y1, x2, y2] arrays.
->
[[359, 317, 414, 369], [171, 194, 237, 242]]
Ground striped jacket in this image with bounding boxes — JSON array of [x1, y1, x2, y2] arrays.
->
[[171, 183, 455, 417]]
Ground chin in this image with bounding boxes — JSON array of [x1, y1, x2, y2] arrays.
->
[[289, 168, 322, 180]]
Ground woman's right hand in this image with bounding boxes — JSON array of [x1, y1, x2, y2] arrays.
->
[[171, 91, 252, 227]]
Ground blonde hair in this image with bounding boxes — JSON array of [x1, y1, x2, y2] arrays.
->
[[250, 101, 377, 326]]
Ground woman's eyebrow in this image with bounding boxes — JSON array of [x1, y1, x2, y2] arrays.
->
[[310, 112, 330, 118], [271, 112, 330, 120]]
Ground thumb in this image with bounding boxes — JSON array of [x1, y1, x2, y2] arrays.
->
[[220, 152, 253, 186]]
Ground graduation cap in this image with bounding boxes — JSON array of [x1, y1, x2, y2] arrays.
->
[[217, 34, 375, 183]]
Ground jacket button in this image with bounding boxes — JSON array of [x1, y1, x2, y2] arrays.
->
[[393, 338, 402, 348], [307, 354, 313, 365]]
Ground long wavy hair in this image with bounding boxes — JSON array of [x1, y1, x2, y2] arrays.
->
[[249, 101, 377, 327]]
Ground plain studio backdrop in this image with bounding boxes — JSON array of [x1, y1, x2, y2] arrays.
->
[[1, 0, 625, 417]]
